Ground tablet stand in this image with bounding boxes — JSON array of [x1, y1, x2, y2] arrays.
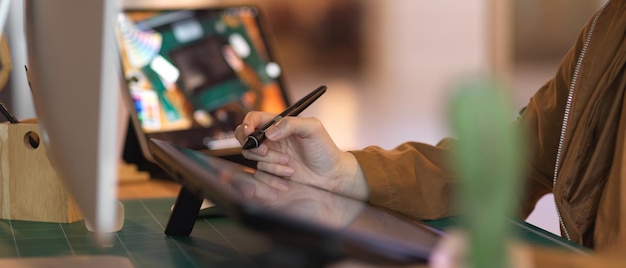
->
[[164, 187, 202, 236]]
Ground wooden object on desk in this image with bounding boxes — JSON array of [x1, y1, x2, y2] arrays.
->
[[118, 161, 150, 184], [0, 122, 82, 223]]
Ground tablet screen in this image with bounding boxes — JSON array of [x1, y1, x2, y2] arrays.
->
[[149, 138, 443, 264], [116, 7, 289, 155]]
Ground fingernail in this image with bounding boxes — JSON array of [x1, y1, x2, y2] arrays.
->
[[283, 166, 294, 176]]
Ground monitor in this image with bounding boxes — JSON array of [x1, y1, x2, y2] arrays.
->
[[24, 0, 122, 245]]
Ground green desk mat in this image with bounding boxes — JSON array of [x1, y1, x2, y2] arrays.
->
[[0, 198, 587, 267], [0, 198, 271, 267]]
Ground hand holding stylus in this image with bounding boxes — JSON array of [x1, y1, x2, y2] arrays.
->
[[235, 85, 369, 201], [242, 85, 327, 150]]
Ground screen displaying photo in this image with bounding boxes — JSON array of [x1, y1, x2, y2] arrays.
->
[[117, 7, 288, 151]]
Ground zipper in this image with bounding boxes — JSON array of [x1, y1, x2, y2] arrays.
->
[[552, 0, 612, 241]]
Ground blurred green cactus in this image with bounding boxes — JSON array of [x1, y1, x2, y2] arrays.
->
[[449, 77, 525, 268]]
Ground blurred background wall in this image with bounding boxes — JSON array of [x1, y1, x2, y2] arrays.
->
[[256, 0, 493, 149], [3, 0, 609, 235]]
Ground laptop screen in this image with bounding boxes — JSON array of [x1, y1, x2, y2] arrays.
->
[[116, 6, 289, 156]]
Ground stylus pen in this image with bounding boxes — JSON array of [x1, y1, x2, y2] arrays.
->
[[0, 100, 40, 147], [0, 101, 19, 123], [243, 85, 327, 150]]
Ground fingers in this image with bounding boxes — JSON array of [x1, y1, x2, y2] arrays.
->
[[256, 160, 294, 177], [241, 148, 295, 177], [231, 171, 283, 202], [241, 145, 287, 162], [235, 111, 278, 144], [264, 116, 326, 142], [235, 112, 326, 145], [254, 170, 289, 191]]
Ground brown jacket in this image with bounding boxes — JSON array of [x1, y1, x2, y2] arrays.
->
[[352, 0, 626, 257]]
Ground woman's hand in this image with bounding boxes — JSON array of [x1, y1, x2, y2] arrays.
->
[[235, 111, 368, 200]]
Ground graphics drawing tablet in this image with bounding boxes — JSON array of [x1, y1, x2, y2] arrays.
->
[[149, 138, 443, 265]]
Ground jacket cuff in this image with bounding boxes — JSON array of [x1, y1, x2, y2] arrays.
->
[[349, 149, 395, 207]]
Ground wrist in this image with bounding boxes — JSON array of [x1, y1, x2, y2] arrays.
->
[[332, 152, 369, 201]]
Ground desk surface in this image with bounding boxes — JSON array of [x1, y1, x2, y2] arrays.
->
[[0, 198, 586, 267], [1, 198, 272, 267]]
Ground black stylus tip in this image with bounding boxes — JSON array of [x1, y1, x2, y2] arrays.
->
[[242, 138, 258, 150]]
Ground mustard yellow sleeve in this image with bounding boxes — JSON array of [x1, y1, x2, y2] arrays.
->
[[350, 139, 456, 220]]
